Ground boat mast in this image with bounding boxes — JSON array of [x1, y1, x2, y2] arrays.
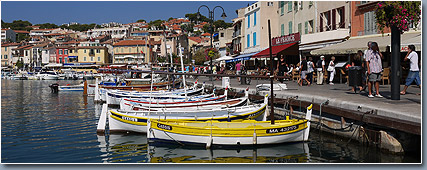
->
[[268, 19, 275, 125], [178, 43, 187, 101]]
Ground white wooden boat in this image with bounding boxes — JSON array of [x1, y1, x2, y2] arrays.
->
[[12, 73, 28, 80], [98, 81, 203, 102], [120, 88, 244, 111], [100, 95, 268, 134], [147, 104, 312, 148], [58, 83, 84, 91], [105, 86, 206, 105], [37, 71, 60, 80]]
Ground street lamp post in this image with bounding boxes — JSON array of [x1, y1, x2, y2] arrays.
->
[[197, 5, 227, 80]]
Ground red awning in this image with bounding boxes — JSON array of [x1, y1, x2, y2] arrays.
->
[[252, 42, 298, 58]]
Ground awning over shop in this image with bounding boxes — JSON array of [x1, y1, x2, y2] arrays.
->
[[215, 55, 233, 61], [252, 42, 298, 58], [63, 63, 97, 66], [310, 31, 421, 55], [225, 52, 257, 63], [68, 56, 77, 58]]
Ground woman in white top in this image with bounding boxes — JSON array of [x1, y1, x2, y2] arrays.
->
[[307, 57, 315, 84], [327, 56, 336, 85]]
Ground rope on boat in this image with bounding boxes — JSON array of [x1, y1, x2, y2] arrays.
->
[[162, 130, 185, 146]]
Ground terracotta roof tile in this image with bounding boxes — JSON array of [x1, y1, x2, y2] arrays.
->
[[76, 46, 107, 49], [113, 40, 151, 46], [201, 33, 211, 36], [13, 30, 30, 34], [188, 37, 202, 43]]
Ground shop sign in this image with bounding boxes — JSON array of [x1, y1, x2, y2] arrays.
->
[[272, 33, 300, 46]]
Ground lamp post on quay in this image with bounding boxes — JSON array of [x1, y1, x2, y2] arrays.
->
[[196, 5, 227, 80]]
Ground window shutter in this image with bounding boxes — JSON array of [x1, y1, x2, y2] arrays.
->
[[327, 11, 331, 31], [332, 9, 336, 30], [340, 7, 345, 28], [320, 15, 323, 32]]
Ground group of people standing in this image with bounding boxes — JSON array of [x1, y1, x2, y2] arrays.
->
[[276, 41, 420, 98], [296, 55, 336, 86]]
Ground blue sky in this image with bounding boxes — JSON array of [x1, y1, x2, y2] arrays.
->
[[1, 1, 255, 25]]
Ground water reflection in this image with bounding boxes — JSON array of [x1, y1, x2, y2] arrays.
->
[[2, 79, 419, 163], [97, 134, 149, 163], [147, 143, 310, 163]]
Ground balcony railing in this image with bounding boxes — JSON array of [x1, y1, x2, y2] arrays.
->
[[232, 30, 241, 38]]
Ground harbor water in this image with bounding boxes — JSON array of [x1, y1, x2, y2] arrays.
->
[[1, 80, 420, 163]]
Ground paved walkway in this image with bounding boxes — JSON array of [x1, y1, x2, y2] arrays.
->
[[186, 76, 421, 124]]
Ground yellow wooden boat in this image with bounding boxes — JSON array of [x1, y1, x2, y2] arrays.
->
[[147, 104, 312, 148]]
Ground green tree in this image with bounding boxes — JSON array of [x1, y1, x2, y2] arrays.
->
[[63, 23, 99, 32], [185, 13, 211, 23], [202, 24, 212, 33], [136, 19, 146, 23], [181, 23, 194, 33], [15, 58, 24, 69], [192, 48, 207, 65], [213, 20, 232, 29], [2, 20, 33, 31], [193, 30, 202, 36], [148, 19, 165, 29], [168, 17, 175, 21], [35, 23, 59, 29]]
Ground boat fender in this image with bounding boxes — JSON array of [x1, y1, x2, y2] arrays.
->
[[253, 131, 257, 145], [206, 135, 213, 149]]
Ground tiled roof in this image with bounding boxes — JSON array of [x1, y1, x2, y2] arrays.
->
[[172, 25, 181, 30], [76, 46, 107, 49], [13, 30, 30, 34], [1, 42, 21, 47], [45, 33, 65, 36], [188, 37, 202, 43], [113, 40, 149, 46], [30, 28, 58, 32], [201, 33, 211, 36]]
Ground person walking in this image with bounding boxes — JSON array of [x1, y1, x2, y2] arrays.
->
[[351, 51, 364, 92], [307, 57, 315, 84], [366, 42, 384, 98], [400, 45, 421, 95], [235, 61, 242, 82], [276, 55, 288, 83], [298, 56, 310, 86], [316, 56, 326, 85], [327, 56, 336, 85]]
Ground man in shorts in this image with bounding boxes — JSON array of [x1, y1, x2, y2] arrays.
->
[[366, 42, 384, 98], [400, 45, 421, 95]]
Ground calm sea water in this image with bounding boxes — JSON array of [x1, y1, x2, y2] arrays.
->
[[1, 79, 420, 163]]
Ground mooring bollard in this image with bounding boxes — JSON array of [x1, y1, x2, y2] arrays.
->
[[83, 80, 88, 95]]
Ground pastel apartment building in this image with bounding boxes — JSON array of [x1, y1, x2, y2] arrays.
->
[[113, 40, 152, 64], [76, 46, 109, 64], [1, 29, 16, 42]]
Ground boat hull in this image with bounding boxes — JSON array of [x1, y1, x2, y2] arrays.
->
[[148, 119, 308, 146], [108, 103, 267, 134]]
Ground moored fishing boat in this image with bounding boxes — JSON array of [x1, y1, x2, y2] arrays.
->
[[58, 83, 84, 91], [12, 72, 28, 80], [37, 71, 60, 80], [105, 84, 205, 105], [99, 95, 268, 134], [147, 104, 312, 148], [120, 88, 246, 111]]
